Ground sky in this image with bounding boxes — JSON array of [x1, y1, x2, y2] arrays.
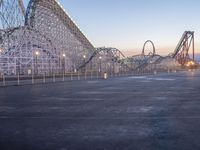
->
[[23, 0, 200, 56]]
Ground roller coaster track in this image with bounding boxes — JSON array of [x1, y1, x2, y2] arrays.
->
[[172, 31, 194, 65], [0, 0, 197, 75], [133, 54, 161, 70], [77, 47, 128, 71], [133, 31, 195, 70], [18, 0, 26, 17], [1, 26, 56, 57], [78, 30, 196, 72], [78, 38, 174, 72], [0, 0, 96, 75], [25, 0, 94, 50], [132, 40, 159, 70], [0, 0, 25, 29]]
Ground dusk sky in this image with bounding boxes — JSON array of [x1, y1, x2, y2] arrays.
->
[[24, 0, 200, 56]]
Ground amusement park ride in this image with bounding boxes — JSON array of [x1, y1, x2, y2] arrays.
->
[[0, 0, 199, 76]]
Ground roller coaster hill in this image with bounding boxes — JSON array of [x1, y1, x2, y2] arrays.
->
[[0, 0, 199, 77], [124, 31, 199, 71]]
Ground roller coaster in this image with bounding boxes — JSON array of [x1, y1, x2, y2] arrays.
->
[[0, 0, 198, 76], [80, 31, 196, 73]]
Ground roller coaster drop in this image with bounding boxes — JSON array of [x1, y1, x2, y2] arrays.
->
[[0, 0, 198, 76], [125, 32, 196, 71]]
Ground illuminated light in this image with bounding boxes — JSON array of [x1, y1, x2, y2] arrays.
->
[[35, 51, 39, 56], [63, 53, 66, 57], [83, 55, 86, 59], [185, 61, 196, 68], [99, 56, 102, 60]]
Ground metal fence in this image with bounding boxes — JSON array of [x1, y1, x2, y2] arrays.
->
[[0, 68, 181, 87]]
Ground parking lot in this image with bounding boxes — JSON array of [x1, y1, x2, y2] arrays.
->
[[0, 71, 200, 150]]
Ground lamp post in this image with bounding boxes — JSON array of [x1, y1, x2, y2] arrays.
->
[[35, 51, 39, 75], [0, 49, 2, 75], [0, 49, 2, 63], [62, 53, 66, 74], [83, 55, 86, 73], [113, 57, 116, 75], [99, 56, 102, 74], [83, 55, 86, 64]]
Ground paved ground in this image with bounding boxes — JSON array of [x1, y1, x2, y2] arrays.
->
[[0, 70, 200, 150]]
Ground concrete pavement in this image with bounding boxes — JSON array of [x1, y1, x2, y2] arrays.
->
[[0, 71, 200, 150]]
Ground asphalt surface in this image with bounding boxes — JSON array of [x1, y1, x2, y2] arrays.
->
[[0, 70, 200, 150]]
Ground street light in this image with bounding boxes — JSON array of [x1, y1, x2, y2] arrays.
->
[[0, 49, 2, 59], [62, 53, 66, 73], [35, 51, 39, 75], [99, 56, 102, 74], [83, 55, 86, 73], [35, 51, 39, 56], [0, 48, 3, 57]]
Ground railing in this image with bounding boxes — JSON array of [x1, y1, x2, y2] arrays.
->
[[0, 68, 182, 87]]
